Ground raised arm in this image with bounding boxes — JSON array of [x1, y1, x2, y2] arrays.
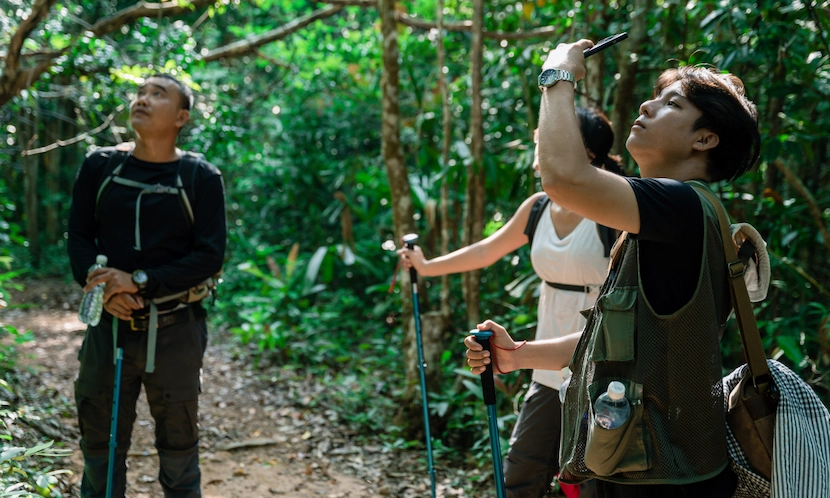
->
[[537, 40, 641, 234], [398, 192, 546, 277]]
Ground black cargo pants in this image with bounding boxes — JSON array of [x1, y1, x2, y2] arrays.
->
[[74, 306, 207, 498]]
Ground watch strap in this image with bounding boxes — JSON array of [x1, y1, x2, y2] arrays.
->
[[538, 68, 575, 89]]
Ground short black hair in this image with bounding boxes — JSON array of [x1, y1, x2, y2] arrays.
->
[[148, 73, 194, 111], [654, 66, 760, 182]]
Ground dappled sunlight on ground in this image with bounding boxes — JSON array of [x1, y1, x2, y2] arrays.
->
[[1, 279, 479, 497]]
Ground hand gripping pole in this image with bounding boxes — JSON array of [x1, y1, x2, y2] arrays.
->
[[471, 330, 506, 498], [402, 233, 436, 497]]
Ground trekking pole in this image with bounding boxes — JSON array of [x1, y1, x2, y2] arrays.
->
[[402, 233, 437, 498], [106, 347, 124, 498], [470, 330, 506, 498]]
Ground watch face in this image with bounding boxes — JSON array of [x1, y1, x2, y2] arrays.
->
[[538, 69, 558, 87], [133, 270, 148, 286]]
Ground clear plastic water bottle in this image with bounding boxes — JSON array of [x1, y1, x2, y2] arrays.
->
[[79, 255, 108, 326], [594, 381, 630, 429]]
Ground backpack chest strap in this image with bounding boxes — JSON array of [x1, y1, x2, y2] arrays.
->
[[96, 150, 195, 252], [111, 175, 186, 251]]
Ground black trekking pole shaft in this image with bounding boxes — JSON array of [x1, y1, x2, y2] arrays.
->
[[471, 330, 506, 498], [403, 234, 436, 498]]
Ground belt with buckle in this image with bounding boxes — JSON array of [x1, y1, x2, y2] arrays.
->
[[129, 306, 194, 332], [545, 281, 596, 293]]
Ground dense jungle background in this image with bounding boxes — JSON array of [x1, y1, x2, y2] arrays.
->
[[1, 0, 829, 496]]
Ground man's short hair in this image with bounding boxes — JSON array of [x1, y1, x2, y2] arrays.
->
[[148, 73, 194, 111], [654, 67, 761, 182]]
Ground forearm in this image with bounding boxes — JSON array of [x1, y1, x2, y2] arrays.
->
[[419, 242, 499, 277], [144, 242, 224, 298], [511, 331, 582, 371], [538, 85, 592, 195], [534, 41, 641, 234], [417, 202, 530, 277]]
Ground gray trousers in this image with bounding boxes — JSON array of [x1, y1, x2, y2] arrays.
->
[[74, 310, 207, 498], [504, 382, 562, 498], [504, 382, 597, 498]]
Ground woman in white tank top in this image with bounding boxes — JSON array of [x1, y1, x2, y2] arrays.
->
[[398, 108, 623, 498]]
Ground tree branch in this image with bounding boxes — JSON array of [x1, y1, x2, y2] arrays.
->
[[0, 0, 57, 106], [396, 12, 560, 40], [255, 50, 294, 70], [89, 0, 216, 37], [480, 25, 560, 41], [395, 13, 472, 32], [21, 104, 126, 156], [773, 158, 830, 256], [0, 56, 58, 108], [318, 0, 374, 6], [2, 0, 56, 77], [201, 6, 344, 62], [1, 0, 219, 107], [317, 0, 562, 40]]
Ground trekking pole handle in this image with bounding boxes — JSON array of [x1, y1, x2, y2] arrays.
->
[[471, 330, 497, 406], [402, 233, 419, 249], [402, 233, 420, 284]]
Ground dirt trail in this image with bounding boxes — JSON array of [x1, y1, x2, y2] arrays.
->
[[1, 280, 474, 497]]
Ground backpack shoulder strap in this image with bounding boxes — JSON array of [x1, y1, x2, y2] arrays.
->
[[94, 145, 131, 210], [524, 194, 551, 249], [176, 151, 206, 225], [690, 183, 771, 386]]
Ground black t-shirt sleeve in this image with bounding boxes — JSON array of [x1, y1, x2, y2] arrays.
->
[[67, 152, 107, 288], [626, 177, 704, 315], [143, 163, 227, 297]]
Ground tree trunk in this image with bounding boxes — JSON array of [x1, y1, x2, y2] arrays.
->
[[437, 0, 452, 320], [583, 0, 607, 108], [21, 107, 40, 265], [379, 0, 414, 244], [381, 0, 443, 434], [461, 0, 486, 329], [44, 106, 61, 243], [610, 0, 651, 164]]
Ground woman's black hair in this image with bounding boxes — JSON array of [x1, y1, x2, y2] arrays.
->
[[576, 106, 624, 176]]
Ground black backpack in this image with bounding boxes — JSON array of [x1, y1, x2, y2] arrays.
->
[[523, 195, 616, 257], [93, 144, 204, 251]]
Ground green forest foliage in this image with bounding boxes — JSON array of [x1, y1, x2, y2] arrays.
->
[[1, 0, 829, 479]]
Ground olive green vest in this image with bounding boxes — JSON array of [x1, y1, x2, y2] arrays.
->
[[559, 180, 731, 485]]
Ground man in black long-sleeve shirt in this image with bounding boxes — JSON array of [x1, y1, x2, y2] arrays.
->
[[67, 73, 226, 498]]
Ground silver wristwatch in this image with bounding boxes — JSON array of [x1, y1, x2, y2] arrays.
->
[[538, 68, 575, 90], [132, 269, 148, 291]]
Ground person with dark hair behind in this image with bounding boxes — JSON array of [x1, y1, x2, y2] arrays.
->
[[465, 39, 761, 498], [400, 107, 622, 498], [68, 73, 226, 497]]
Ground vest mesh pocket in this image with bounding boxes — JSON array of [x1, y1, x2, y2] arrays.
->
[[584, 379, 650, 476], [591, 286, 637, 362]]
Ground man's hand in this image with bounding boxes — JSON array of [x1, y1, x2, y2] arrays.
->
[[464, 320, 522, 375], [541, 39, 593, 82], [85, 268, 139, 302], [104, 293, 145, 321]]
